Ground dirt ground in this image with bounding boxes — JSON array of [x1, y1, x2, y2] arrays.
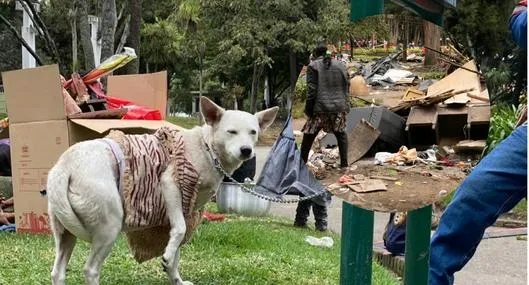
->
[[321, 161, 465, 212]]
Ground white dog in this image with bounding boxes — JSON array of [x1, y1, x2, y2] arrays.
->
[[46, 96, 278, 285]]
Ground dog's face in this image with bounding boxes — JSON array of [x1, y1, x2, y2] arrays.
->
[[200, 96, 279, 162]]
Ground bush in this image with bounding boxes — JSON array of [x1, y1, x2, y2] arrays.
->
[[483, 104, 525, 156]]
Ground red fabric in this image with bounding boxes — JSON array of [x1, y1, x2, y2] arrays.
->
[[203, 211, 225, 222], [521, 0, 527, 7], [86, 82, 162, 120], [102, 95, 162, 120]]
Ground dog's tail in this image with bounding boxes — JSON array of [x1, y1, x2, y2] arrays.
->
[[47, 165, 91, 241]]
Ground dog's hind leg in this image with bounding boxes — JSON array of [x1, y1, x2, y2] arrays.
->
[[160, 167, 192, 285], [50, 214, 77, 285], [83, 216, 122, 285]]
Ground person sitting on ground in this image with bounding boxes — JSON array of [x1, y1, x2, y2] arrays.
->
[[428, 2, 527, 284]]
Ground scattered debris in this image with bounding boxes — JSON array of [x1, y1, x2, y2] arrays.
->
[[371, 69, 417, 86], [347, 179, 388, 193], [350, 75, 370, 97], [402, 88, 425, 101], [336, 174, 388, 193], [361, 52, 403, 80], [305, 236, 334, 248], [454, 140, 487, 153], [203, 211, 225, 222], [370, 175, 398, 181], [375, 146, 418, 166], [406, 54, 424, 62], [417, 79, 438, 93], [391, 88, 475, 113]]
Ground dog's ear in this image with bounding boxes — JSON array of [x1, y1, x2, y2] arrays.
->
[[200, 96, 224, 126], [255, 106, 279, 132]]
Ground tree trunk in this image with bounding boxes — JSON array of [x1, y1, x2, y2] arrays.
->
[[100, 0, 117, 63], [115, 14, 130, 53], [349, 37, 354, 59], [250, 63, 258, 113], [70, 9, 78, 72], [424, 21, 441, 66], [288, 47, 296, 109], [76, 0, 95, 71], [123, 0, 141, 74], [251, 63, 264, 113], [402, 20, 409, 61]]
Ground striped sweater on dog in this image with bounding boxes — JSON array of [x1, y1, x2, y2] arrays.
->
[[106, 127, 203, 263]]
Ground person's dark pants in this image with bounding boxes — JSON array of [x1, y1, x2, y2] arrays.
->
[[295, 130, 348, 230], [300, 131, 349, 168]]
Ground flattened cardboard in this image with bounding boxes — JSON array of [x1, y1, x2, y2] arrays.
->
[[2, 65, 65, 124], [70, 119, 182, 134], [67, 119, 184, 145], [10, 121, 70, 234], [426, 60, 481, 105], [107, 71, 168, 119]]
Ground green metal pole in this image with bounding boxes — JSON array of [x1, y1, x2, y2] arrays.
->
[[404, 205, 433, 285], [340, 202, 374, 285]]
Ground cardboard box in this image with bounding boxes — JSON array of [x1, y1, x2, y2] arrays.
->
[[2, 64, 181, 234]]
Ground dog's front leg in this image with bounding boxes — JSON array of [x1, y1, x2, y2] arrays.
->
[[160, 167, 192, 285]]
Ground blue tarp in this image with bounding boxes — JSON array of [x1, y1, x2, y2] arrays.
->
[[254, 114, 330, 206]]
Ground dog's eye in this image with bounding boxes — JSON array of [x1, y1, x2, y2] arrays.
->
[[250, 130, 257, 135], [227, 130, 238, 135]]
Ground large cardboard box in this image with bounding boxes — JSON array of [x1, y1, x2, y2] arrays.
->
[[2, 64, 181, 234]]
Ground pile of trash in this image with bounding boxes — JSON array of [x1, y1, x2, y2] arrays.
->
[[353, 52, 418, 87], [374, 145, 474, 173], [306, 132, 342, 180]]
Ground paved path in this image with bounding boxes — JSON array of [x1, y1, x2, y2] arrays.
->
[[255, 146, 527, 285]]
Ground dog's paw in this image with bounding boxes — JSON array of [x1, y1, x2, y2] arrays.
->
[[179, 281, 194, 285]]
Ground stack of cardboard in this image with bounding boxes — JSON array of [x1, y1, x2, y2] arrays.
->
[[404, 60, 490, 149], [1, 64, 181, 234]]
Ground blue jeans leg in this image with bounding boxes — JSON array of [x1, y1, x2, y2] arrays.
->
[[429, 125, 527, 285]]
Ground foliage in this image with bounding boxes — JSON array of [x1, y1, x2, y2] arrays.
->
[[293, 76, 308, 102], [444, 1, 526, 105], [141, 18, 183, 69], [347, 15, 390, 41], [483, 103, 525, 155], [0, 2, 22, 76], [0, 215, 399, 285]]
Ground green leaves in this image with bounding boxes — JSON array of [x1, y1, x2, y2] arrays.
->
[[484, 104, 525, 156]]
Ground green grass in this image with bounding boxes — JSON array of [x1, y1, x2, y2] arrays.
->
[[0, 215, 399, 285], [511, 199, 527, 217], [167, 116, 200, 129]]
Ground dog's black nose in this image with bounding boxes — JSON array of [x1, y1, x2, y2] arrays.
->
[[240, 146, 252, 158]]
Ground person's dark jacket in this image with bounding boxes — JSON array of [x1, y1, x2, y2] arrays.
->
[[304, 57, 350, 116]]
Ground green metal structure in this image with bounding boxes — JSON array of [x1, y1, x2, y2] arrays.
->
[[350, 0, 457, 26]]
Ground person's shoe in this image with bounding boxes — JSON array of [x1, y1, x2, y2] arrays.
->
[[315, 224, 328, 232], [294, 220, 308, 228]]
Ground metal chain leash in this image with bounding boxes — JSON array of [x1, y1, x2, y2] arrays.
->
[[216, 164, 328, 204]]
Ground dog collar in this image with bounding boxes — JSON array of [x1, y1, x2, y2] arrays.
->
[[201, 127, 224, 173], [203, 138, 222, 170]]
